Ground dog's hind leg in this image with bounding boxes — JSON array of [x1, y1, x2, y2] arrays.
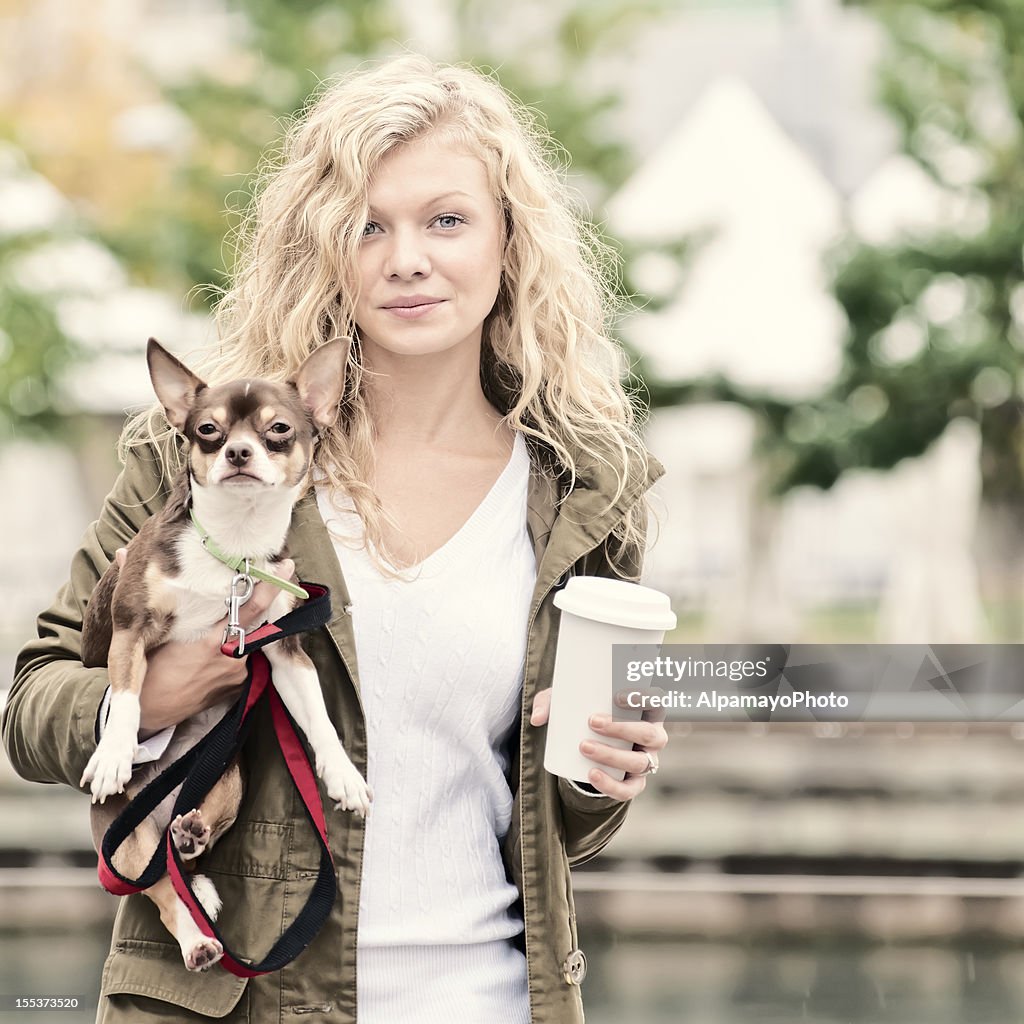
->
[[170, 757, 243, 861], [90, 794, 164, 882], [145, 874, 224, 972]]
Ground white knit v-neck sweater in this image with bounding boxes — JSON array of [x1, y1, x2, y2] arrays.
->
[[315, 432, 535, 1023]]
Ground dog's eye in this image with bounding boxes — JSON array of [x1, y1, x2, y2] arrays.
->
[[269, 422, 292, 435], [197, 423, 219, 437]]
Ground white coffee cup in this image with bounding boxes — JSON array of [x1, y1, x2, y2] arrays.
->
[[544, 576, 677, 784]]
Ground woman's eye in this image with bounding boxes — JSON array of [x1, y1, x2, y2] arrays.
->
[[197, 423, 218, 436], [436, 214, 464, 229], [270, 422, 292, 434], [362, 221, 379, 237]]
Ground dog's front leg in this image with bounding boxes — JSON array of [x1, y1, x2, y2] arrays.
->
[[80, 628, 147, 802], [263, 637, 372, 816]]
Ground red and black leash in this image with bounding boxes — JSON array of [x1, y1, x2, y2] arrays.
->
[[97, 583, 337, 977]]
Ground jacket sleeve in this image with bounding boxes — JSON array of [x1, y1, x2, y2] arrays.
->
[[558, 779, 632, 867], [557, 470, 661, 867], [2, 444, 170, 789]]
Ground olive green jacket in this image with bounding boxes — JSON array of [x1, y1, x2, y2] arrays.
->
[[3, 440, 663, 1024]]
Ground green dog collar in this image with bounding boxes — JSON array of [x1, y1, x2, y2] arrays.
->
[[190, 509, 309, 600]]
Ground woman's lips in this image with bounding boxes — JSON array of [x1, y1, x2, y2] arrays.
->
[[382, 300, 444, 319]]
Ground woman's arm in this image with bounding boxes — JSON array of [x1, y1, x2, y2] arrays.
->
[[531, 694, 666, 866], [531, 489, 668, 865], [3, 445, 171, 788]]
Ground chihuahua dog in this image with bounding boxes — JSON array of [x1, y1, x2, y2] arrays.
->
[[80, 338, 371, 971]]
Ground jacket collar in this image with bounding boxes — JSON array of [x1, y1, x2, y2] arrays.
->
[[525, 438, 665, 568], [285, 492, 360, 693]]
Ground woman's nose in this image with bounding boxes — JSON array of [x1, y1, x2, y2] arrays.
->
[[384, 229, 430, 279]]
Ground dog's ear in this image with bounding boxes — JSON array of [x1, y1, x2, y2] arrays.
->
[[290, 338, 350, 432], [147, 338, 207, 433]]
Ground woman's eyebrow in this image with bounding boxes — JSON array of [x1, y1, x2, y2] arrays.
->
[[421, 189, 474, 206], [368, 190, 476, 215]]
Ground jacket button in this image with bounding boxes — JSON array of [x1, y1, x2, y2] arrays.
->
[[562, 948, 587, 986]]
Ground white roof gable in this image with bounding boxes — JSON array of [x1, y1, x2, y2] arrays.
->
[[606, 77, 845, 399]]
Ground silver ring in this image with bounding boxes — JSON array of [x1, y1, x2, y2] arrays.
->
[[641, 750, 659, 776]]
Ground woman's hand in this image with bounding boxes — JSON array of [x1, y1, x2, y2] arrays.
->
[[529, 688, 668, 801], [112, 548, 298, 734]]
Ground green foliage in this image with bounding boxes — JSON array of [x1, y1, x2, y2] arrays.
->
[[769, 0, 1024, 500], [0, 232, 81, 442]]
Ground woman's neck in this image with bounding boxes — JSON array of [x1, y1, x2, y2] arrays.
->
[[365, 347, 507, 453]]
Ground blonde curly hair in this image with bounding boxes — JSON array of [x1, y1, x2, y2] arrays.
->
[[123, 53, 652, 573]]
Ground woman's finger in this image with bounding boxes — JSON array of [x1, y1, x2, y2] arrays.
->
[[586, 714, 667, 752], [582, 767, 646, 802], [530, 688, 552, 727], [613, 687, 668, 726], [579, 739, 656, 779]]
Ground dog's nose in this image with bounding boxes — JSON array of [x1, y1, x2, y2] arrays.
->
[[225, 443, 253, 467]]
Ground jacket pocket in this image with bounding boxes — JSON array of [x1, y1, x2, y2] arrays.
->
[[203, 819, 296, 879], [99, 938, 247, 1021], [97, 819, 300, 1020], [202, 817, 327, 972]]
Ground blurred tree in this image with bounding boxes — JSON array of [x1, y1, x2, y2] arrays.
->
[[638, 1, 1024, 512], [770, 1, 1024, 499], [635, 0, 1024, 635], [0, 231, 79, 443], [0, 4, 159, 444]]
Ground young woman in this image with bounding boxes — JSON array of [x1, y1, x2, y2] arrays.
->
[[4, 54, 668, 1023]]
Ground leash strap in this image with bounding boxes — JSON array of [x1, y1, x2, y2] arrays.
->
[[97, 584, 337, 976], [166, 654, 336, 976], [219, 584, 332, 659]]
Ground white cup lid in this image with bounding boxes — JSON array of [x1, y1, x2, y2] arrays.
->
[[553, 576, 677, 630]]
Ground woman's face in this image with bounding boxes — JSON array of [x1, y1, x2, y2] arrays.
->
[[353, 133, 504, 363]]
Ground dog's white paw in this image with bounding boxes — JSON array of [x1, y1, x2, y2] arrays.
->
[[317, 746, 372, 817], [80, 743, 134, 803], [184, 937, 223, 972]]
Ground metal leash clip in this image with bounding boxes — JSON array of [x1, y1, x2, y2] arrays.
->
[[223, 565, 255, 656]]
